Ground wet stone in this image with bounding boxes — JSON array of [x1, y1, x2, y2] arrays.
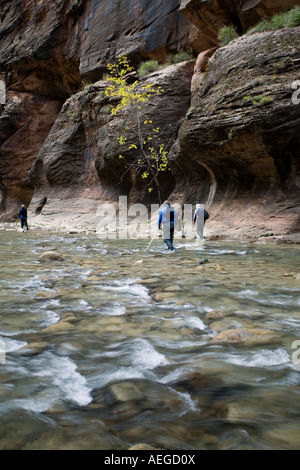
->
[[18, 342, 49, 356], [205, 310, 228, 320], [42, 321, 75, 333], [212, 328, 279, 345], [38, 251, 65, 262], [128, 443, 162, 450]]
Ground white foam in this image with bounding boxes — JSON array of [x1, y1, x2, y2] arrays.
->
[[36, 310, 60, 328], [0, 336, 27, 353], [224, 348, 291, 368], [1, 353, 92, 413], [37, 354, 92, 406], [92, 368, 145, 389], [100, 278, 150, 299], [101, 302, 126, 316], [173, 389, 199, 416], [131, 338, 169, 370], [175, 315, 206, 331], [89, 339, 168, 390]]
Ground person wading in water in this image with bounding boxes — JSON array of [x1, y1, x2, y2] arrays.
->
[[19, 204, 29, 231], [158, 201, 177, 251], [193, 204, 209, 240]]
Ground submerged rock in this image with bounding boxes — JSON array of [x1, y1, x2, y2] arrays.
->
[[212, 328, 278, 345], [38, 251, 65, 262], [42, 321, 74, 333], [128, 443, 162, 450], [206, 310, 228, 320], [18, 341, 49, 356]]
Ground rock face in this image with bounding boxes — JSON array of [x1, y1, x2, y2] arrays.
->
[[180, 0, 300, 48], [0, 0, 191, 220], [72, 0, 191, 81], [0, 0, 299, 241], [169, 27, 300, 241], [28, 61, 193, 225], [0, 91, 62, 218]]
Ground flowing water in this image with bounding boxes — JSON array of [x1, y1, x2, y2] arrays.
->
[[0, 228, 299, 450]]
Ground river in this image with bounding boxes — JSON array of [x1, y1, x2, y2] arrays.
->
[[0, 228, 299, 450]]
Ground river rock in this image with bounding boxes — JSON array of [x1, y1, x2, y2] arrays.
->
[[140, 278, 160, 284], [212, 328, 278, 345], [42, 321, 74, 333], [210, 317, 245, 333], [163, 285, 183, 292], [36, 291, 57, 299], [38, 251, 65, 262], [18, 341, 49, 356], [206, 310, 228, 320], [128, 444, 162, 450], [60, 312, 79, 323], [153, 291, 178, 301], [110, 382, 144, 402]]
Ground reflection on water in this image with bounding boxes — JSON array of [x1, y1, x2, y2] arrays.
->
[[0, 229, 300, 449]]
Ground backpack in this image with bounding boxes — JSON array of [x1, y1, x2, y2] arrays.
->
[[204, 209, 209, 221]]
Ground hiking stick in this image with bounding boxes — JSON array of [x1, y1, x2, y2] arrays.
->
[[144, 234, 156, 252]]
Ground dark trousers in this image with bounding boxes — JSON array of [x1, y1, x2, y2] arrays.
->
[[163, 222, 175, 250], [21, 218, 29, 230]]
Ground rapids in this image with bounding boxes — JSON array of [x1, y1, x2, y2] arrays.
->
[[0, 228, 299, 450]]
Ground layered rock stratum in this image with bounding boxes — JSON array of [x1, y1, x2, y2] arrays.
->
[[0, 0, 299, 242]]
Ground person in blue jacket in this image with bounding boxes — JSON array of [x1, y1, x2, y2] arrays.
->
[[158, 201, 177, 251], [19, 204, 29, 230]]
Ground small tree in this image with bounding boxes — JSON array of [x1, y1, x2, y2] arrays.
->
[[105, 55, 173, 205]]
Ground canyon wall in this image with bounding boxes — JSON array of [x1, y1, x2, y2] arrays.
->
[[0, 0, 299, 241], [170, 27, 300, 242]]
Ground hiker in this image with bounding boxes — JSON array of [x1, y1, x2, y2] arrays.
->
[[193, 204, 209, 240], [158, 201, 177, 251], [19, 204, 29, 230]]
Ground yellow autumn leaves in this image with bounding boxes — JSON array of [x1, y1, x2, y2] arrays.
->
[[104, 55, 170, 198], [105, 55, 163, 116]]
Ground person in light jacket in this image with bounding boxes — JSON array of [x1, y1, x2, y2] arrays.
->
[[193, 204, 209, 240]]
